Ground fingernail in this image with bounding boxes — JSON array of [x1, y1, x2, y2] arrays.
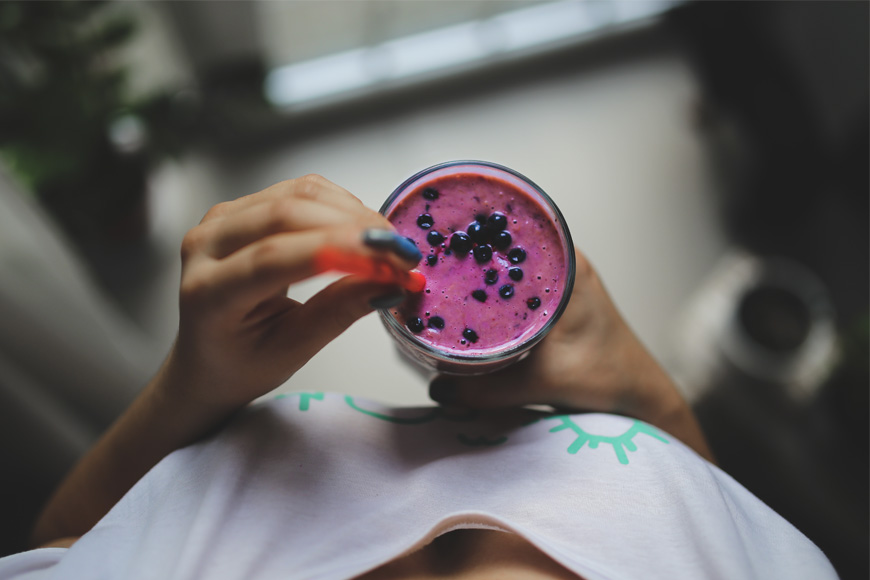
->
[[394, 236, 423, 264], [362, 229, 422, 264], [368, 291, 406, 310], [429, 377, 458, 404]]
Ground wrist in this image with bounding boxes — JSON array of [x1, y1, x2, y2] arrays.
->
[[157, 340, 248, 412], [145, 349, 246, 446], [612, 344, 714, 462], [601, 326, 688, 425]]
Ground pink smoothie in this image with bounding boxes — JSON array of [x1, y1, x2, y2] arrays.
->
[[384, 169, 571, 359]]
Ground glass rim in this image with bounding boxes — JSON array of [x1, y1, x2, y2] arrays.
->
[[378, 160, 576, 365]]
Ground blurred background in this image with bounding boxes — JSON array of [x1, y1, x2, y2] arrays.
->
[[0, 0, 867, 577]]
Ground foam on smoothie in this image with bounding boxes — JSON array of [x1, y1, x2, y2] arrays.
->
[[386, 172, 568, 355]]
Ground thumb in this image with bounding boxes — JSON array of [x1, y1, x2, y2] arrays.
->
[[429, 355, 540, 409], [279, 276, 405, 358]]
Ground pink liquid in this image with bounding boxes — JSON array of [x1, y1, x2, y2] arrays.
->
[[385, 172, 569, 357]]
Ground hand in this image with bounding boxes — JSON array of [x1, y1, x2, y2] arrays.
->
[[429, 248, 714, 460], [31, 174, 426, 549], [163, 174, 418, 411]]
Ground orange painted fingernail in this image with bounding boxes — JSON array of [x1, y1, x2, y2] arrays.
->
[[314, 247, 426, 293], [405, 271, 426, 293]]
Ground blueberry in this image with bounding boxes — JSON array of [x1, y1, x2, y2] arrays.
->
[[487, 212, 507, 231], [462, 328, 479, 344], [468, 222, 488, 244], [474, 213, 487, 224], [426, 255, 438, 267], [473, 244, 493, 263], [416, 214, 434, 229], [428, 316, 445, 330], [493, 230, 512, 250], [426, 231, 444, 246], [527, 297, 542, 310], [449, 232, 472, 254], [422, 187, 440, 200], [499, 284, 515, 299], [484, 269, 498, 285], [508, 248, 526, 264], [508, 267, 523, 281], [408, 317, 424, 333], [471, 290, 487, 302]]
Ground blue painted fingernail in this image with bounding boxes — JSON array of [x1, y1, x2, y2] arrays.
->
[[362, 229, 422, 264], [393, 236, 423, 264], [368, 291, 406, 310]]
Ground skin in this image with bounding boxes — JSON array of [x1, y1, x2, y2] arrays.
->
[[355, 529, 580, 580], [30, 174, 414, 548], [29, 174, 713, 579], [427, 248, 715, 465]]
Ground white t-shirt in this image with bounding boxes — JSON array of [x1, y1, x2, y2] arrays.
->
[[0, 393, 837, 580]]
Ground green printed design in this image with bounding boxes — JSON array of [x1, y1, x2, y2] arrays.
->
[[545, 417, 669, 464], [280, 395, 665, 463], [344, 395, 441, 424], [275, 391, 324, 411], [345, 397, 505, 446]]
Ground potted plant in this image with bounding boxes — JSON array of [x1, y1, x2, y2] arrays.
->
[[0, 1, 194, 246]]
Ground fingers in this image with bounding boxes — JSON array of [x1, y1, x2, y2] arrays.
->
[[426, 246, 603, 411], [180, 172, 417, 317], [428, 357, 542, 410], [195, 196, 384, 260], [271, 276, 404, 365], [183, 226, 351, 313], [287, 174, 369, 214], [183, 223, 418, 316], [199, 174, 369, 224]]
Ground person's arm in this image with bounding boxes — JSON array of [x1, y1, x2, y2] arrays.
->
[[29, 359, 237, 548], [429, 248, 715, 463], [30, 174, 419, 548]]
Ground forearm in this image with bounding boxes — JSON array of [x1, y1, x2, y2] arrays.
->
[[29, 353, 240, 547], [617, 350, 715, 464]]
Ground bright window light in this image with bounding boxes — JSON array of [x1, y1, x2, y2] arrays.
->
[[383, 20, 488, 79], [493, 0, 596, 52], [265, 0, 682, 109], [264, 48, 371, 107]]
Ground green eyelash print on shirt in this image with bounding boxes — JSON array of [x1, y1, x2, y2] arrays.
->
[[544, 416, 669, 464], [274, 391, 324, 411], [275, 393, 669, 463]]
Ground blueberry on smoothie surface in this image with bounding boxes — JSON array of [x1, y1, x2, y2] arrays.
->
[[508, 248, 527, 264], [487, 212, 507, 232], [449, 232, 472, 254], [385, 170, 568, 355], [426, 231, 444, 246], [462, 328, 479, 344], [473, 244, 493, 263], [467, 222, 487, 244], [493, 230, 512, 250], [416, 214, 434, 229]]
